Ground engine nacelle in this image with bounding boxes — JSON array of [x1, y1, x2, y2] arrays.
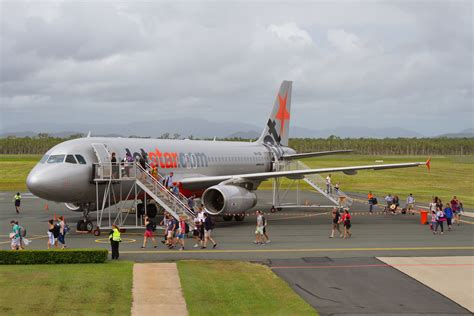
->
[[64, 203, 81, 211], [202, 185, 257, 215]]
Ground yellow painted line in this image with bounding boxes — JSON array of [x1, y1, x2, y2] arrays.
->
[[95, 238, 136, 244], [118, 246, 474, 255]]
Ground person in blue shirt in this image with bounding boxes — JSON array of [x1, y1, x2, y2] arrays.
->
[[443, 203, 454, 231]]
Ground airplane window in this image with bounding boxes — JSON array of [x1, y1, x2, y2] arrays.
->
[[75, 155, 87, 165], [47, 155, 65, 163], [39, 155, 49, 164], [65, 155, 77, 164]]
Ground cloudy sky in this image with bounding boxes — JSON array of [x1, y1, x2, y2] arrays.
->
[[1, 0, 472, 136]]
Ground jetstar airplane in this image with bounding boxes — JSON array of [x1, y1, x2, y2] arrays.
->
[[26, 81, 430, 229]]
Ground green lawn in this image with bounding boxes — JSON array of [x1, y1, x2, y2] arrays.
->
[[0, 155, 41, 191], [0, 261, 133, 315], [178, 260, 317, 316], [259, 155, 474, 208]]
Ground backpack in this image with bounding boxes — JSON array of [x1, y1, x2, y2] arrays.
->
[[372, 197, 378, 205], [19, 226, 26, 238], [64, 224, 70, 234]]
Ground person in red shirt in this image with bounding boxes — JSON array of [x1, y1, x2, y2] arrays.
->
[[340, 208, 352, 239], [176, 215, 187, 251]]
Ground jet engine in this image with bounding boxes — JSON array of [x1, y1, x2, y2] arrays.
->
[[202, 185, 257, 215]]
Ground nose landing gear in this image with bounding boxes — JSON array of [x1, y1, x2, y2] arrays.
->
[[76, 204, 94, 232]]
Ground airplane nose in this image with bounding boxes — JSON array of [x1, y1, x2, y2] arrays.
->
[[26, 168, 52, 198]]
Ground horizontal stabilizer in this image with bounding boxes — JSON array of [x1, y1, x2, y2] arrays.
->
[[282, 150, 353, 160]]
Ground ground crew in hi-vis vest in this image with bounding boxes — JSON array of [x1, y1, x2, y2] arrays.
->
[[109, 224, 122, 260], [14, 192, 21, 214]]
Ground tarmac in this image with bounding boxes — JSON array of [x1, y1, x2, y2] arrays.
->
[[1, 190, 473, 315]]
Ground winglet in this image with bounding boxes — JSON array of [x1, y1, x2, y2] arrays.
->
[[86, 131, 91, 138], [426, 157, 431, 171]]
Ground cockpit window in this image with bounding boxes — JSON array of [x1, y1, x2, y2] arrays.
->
[[75, 155, 87, 165], [47, 155, 65, 163], [65, 155, 77, 164], [39, 155, 49, 164]]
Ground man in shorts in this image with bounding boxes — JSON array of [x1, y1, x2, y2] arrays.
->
[[176, 216, 186, 251], [254, 211, 265, 245], [166, 215, 176, 248], [10, 220, 21, 250], [406, 193, 415, 215]]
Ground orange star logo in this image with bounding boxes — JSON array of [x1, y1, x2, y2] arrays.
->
[[275, 92, 290, 135]]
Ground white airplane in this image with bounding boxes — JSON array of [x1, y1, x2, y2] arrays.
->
[[26, 81, 429, 229]]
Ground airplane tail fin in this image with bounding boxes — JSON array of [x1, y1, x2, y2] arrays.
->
[[257, 80, 292, 147]]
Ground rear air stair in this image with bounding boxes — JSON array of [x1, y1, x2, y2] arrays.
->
[[296, 160, 353, 207]]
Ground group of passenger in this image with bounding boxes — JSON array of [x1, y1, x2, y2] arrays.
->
[[429, 196, 463, 235], [329, 207, 352, 239], [46, 216, 68, 249], [140, 208, 217, 251], [367, 192, 418, 215]]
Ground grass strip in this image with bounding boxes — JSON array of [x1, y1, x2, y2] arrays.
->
[[0, 261, 133, 315], [178, 260, 317, 316]]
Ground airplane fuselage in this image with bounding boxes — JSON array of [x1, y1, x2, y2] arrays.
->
[[26, 137, 295, 204]]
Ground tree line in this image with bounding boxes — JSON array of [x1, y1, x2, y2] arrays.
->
[[0, 134, 473, 155]]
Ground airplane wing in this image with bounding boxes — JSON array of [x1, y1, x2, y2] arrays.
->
[[179, 159, 431, 189], [282, 150, 353, 160]]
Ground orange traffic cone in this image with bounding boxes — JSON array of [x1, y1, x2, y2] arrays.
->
[[54, 212, 57, 220], [44, 203, 49, 211]]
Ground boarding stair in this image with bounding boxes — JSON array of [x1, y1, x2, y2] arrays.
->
[[284, 160, 353, 207], [135, 163, 196, 229]]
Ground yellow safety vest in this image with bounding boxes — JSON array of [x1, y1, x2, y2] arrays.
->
[[110, 228, 121, 242], [14, 194, 21, 201]]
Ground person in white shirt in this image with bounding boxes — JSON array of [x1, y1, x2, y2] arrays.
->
[[326, 174, 332, 194], [406, 194, 415, 215]]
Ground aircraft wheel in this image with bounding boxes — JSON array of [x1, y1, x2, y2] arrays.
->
[[93, 228, 101, 236], [146, 204, 157, 218], [270, 206, 276, 213], [234, 214, 245, 222], [77, 220, 86, 231], [85, 220, 94, 232], [277, 207, 282, 212], [222, 215, 233, 221]]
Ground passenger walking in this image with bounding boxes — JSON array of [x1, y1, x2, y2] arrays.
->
[[384, 194, 393, 213], [444, 203, 453, 231], [262, 212, 270, 243], [341, 209, 352, 239], [160, 212, 169, 244], [141, 216, 157, 249], [111, 152, 118, 179], [430, 210, 437, 232], [197, 208, 206, 246], [254, 211, 265, 245], [434, 208, 446, 235], [202, 212, 217, 249], [14, 192, 21, 214], [334, 183, 340, 194], [164, 172, 174, 189], [392, 195, 400, 214], [367, 191, 376, 214], [450, 196, 461, 226], [177, 216, 186, 251], [187, 195, 195, 211], [57, 216, 67, 249], [166, 215, 177, 248], [406, 194, 415, 215], [325, 174, 332, 194], [109, 224, 122, 259], [329, 207, 342, 238], [10, 220, 21, 250], [192, 215, 203, 248], [47, 219, 57, 249]]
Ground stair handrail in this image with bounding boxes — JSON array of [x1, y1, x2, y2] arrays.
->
[[135, 163, 196, 218]]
